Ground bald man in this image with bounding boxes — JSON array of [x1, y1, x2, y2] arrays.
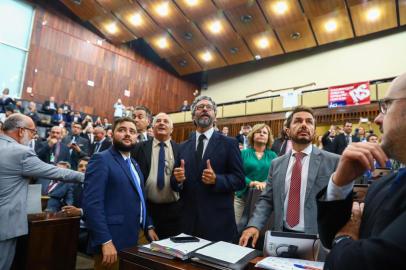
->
[[317, 73, 406, 269], [0, 114, 84, 270], [89, 126, 112, 156], [36, 126, 71, 164]]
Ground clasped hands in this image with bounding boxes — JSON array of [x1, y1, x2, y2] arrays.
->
[[173, 159, 216, 185]]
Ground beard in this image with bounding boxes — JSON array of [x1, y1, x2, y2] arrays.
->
[[290, 129, 313, 145], [21, 131, 31, 146], [195, 114, 214, 128], [113, 137, 136, 152]]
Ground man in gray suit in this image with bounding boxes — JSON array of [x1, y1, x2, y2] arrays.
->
[[0, 114, 84, 270], [239, 106, 340, 248]]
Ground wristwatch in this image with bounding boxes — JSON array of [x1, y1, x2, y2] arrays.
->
[[332, 235, 352, 247]]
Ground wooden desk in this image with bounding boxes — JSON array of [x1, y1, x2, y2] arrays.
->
[[12, 212, 80, 270], [119, 247, 260, 270]]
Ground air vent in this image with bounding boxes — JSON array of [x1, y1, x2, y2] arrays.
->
[[230, 47, 239, 54], [290, 32, 301, 40], [183, 32, 193, 40], [178, 60, 188, 67], [240, 14, 253, 24]]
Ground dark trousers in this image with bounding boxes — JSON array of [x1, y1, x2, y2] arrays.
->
[[147, 200, 182, 239]]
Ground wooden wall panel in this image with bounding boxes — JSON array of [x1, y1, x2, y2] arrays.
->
[[22, 6, 197, 119]]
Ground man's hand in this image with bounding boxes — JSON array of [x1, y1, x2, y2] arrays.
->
[[249, 181, 266, 191], [61, 205, 82, 217], [48, 137, 57, 148], [333, 142, 388, 187], [69, 143, 81, 153], [147, 229, 159, 242], [173, 159, 186, 183], [239, 227, 260, 248], [335, 202, 364, 240], [101, 241, 117, 266], [202, 160, 216, 185]]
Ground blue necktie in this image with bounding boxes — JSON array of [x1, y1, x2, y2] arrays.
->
[[126, 158, 146, 229], [157, 142, 165, 190]]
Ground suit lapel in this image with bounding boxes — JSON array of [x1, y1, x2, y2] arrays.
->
[[144, 140, 153, 176], [278, 151, 292, 206], [305, 146, 321, 204], [202, 132, 221, 168], [110, 148, 137, 192]]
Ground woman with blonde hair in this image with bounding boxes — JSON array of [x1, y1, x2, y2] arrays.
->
[[234, 123, 277, 223]]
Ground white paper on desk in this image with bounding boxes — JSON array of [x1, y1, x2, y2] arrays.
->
[[194, 241, 254, 264], [152, 233, 211, 255], [26, 184, 42, 214], [255, 257, 324, 270]]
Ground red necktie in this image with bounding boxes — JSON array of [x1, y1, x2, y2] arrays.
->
[[287, 152, 305, 228]]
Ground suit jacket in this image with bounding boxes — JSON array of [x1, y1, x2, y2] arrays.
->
[[321, 131, 335, 153], [62, 135, 89, 169], [0, 134, 84, 241], [37, 178, 74, 212], [170, 131, 245, 242], [51, 113, 66, 125], [132, 139, 179, 181], [83, 146, 152, 254], [26, 111, 41, 125], [317, 170, 406, 269], [89, 138, 112, 156], [42, 100, 58, 114], [247, 146, 340, 234], [235, 134, 245, 145], [331, 133, 360, 155], [35, 141, 71, 164]]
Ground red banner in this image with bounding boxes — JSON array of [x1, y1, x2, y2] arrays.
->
[[328, 81, 371, 108]]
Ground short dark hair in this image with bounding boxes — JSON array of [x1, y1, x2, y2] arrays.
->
[[134, 105, 152, 121], [366, 134, 378, 142], [79, 156, 90, 163], [286, 106, 316, 128], [112, 117, 136, 132], [71, 122, 82, 128]]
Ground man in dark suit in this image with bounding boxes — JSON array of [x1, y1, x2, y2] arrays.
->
[[25, 101, 41, 125], [89, 127, 111, 156], [321, 125, 337, 153], [83, 117, 158, 269], [317, 73, 406, 269], [271, 121, 292, 156], [236, 125, 251, 150], [42, 96, 58, 115], [132, 113, 181, 239], [51, 107, 66, 126], [172, 96, 245, 242], [133, 105, 153, 142], [239, 106, 340, 248], [36, 126, 70, 164], [331, 122, 360, 155], [62, 122, 89, 170]]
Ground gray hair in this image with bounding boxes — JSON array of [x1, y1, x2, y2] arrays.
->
[[2, 113, 29, 132], [152, 112, 173, 128], [190, 95, 217, 117]]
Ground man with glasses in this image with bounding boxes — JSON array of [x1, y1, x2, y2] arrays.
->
[[36, 126, 70, 164], [132, 113, 181, 239], [62, 122, 89, 170], [317, 73, 406, 270], [172, 96, 245, 242], [0, 114, 84, 270]]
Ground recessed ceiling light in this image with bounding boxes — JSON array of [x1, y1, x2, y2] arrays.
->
[[324, 20, 337, 32], [254, 55, 261, 60], [106, 23, 118, 34], [240, 14, 253, 24], [155, 2, 169, 17], [129, 13, 142, 26], [290, 32, 301, 40], [257, 37, 270, 49], [273, 1, 288, 15], [157, 37, 168, 49], [201, 51, 213, 62], [183, 32, 193, 40], [178, 59, 188, 67], [209, 21, 222, 34], [230, 47, 239, 54], [185, 0, 198, 6], [366, 8, 380, 22]]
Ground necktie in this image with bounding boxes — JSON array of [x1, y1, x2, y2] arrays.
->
[[346, 135, 350, 145], [54, 142, 60, 161], [196, 134, 206, 164], [126, 158, 146, 229], [287, 152, 305, 228], [94, 142, 101, 153], [157, 142, 165, 190]]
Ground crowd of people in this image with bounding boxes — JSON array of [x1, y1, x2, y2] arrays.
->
[[1, 73, 406, 270]]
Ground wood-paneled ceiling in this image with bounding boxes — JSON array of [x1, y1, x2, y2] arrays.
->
[[61, 0, 405, 75]]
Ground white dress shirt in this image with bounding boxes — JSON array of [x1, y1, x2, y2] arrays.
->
[[195, 127, 215, 157], [283, 144, 313, 232]]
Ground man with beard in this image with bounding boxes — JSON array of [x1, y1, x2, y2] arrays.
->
[[172, 96, 245, 242], [239, 106, 340, 248], [0, 114, 84, 270], [83, 117, 158, 269], [316, 73, 406, 270]]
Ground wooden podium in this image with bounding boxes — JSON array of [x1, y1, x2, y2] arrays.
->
[[12, 212, 80, 270]]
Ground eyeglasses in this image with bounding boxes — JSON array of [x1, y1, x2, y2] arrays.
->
[[20, 127, 37, 135], [195, 104, 214, 111], [378, 97, 406, 114]]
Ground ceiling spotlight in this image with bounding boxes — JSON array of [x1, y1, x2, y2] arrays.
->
[[129, 13, 142, 26], [71, 0, 81, 5], [290, 32, 301, 40], [324, 20, 337, 32], [240, 14, 253, 24], [366, 8, 380, 22], [178, 59, 188, 67], [273, 1, 288, 15], [106, 23, 118, 34], [254, 55, 261, 60], [183, 32, 193, 40], [157, 37, 168, 49], [155, 2, 169, 17], [257, 37, 270, 49], [201, 51, 213, 62], [230, 47, 239, 54], [185, 0, 198, 6], [209, 21, 222, 34]]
